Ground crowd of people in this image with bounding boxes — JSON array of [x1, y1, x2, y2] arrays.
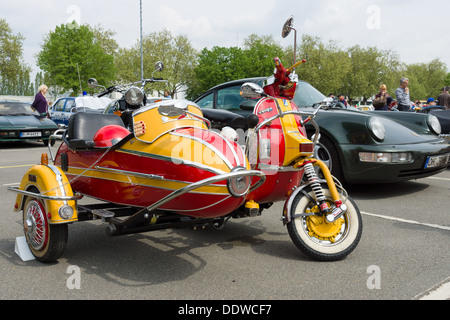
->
[[329, 78, 450, 112]]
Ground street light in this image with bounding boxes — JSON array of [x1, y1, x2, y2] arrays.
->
[[140, 0, 144, 81]]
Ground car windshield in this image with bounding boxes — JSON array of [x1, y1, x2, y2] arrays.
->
[[0, 102, 38, 116], [293, 81, 326, 107]]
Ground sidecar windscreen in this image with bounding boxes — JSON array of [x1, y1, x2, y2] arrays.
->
[[67, 112, 129, 150]]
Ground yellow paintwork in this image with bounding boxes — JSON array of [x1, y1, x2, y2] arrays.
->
[[133, 104, 207, 144], [275, 98, 313, 166], [65, 166, 230, 195], [14, 164, 78, 224], [312, 160, 340, 202]]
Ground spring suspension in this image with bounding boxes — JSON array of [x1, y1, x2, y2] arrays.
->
[[303, 162, 330, 214]]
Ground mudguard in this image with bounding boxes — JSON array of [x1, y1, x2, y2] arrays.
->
[[13, 164, 78, 224]]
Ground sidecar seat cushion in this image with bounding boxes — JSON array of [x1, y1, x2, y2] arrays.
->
[[67, 112, 125, 150]]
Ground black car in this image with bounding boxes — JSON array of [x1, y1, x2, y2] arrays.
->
[[0, 101, 58, 146]]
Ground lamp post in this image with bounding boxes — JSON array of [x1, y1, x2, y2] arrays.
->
[[140, 0, 144, 81]]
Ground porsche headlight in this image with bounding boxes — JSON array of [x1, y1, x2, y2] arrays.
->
[[427, 115, 441, 135], [368, 117, 385, 142], [125, 87, 144, 107]]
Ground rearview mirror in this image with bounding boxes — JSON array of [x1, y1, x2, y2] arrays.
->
[[87, 78, 98, 89], [240, 83, 266, 99], [158, 100, 188, 117]]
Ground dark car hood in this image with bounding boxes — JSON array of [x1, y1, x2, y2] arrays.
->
[[312, 108, 443, 145], [430, 109, 450, 134], [0, 115, 57, 128]]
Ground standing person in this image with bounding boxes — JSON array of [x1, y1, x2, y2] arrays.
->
[[437, 86, 450, 109], [164, 90, 172, 99], [395, 77, 411, 111], [373, 84, 392, 111], [337, 94, 348, 108], [31, 85, 49, 119]]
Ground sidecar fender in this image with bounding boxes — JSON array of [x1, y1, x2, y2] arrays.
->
[[13, 164, 78, 224]]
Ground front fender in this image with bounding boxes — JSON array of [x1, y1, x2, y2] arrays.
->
[[13, 164, 78, 224], [283, 179, 327, 225]]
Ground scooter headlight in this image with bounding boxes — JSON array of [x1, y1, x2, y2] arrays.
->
[[125, 87, 144, 107], [227, 167, 251, 197]]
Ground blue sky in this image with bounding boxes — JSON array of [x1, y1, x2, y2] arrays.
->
[[2, 0, 449, 77]]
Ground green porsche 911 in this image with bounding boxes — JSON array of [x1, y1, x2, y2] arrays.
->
[[194, 78, 450, 185]]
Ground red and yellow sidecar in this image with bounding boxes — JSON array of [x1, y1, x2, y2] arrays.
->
[[8, 100, 265, 262]]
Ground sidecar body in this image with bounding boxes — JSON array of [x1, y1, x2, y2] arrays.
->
[[9, 100, 265, 262]]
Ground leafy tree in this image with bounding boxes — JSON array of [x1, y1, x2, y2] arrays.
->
[[0, 19, 33, 95], [404, 59, 448, 100], [115, 29, 198, 98], [186, 34, 283, 99], [37, 23, 116, 94], [295, 35, 351, 97]]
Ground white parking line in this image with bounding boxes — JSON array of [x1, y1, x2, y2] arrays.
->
[[361, 212, 450, 231], [426, 176, 450, 182], [414, 277, 450, 300]]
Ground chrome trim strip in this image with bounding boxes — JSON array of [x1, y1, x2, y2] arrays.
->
[[117, 148, 226, 175], [7, 186, 83, 201], [94, 166, 164, 180]]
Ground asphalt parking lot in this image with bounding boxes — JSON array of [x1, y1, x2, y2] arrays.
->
[[0, 141, 449, 303]]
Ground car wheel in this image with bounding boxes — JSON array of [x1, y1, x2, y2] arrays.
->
[[313, 135, 345, 184]]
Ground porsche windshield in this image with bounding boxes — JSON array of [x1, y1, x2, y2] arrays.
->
[[293, 81, 326, 107], [0, 102, 38, 116]]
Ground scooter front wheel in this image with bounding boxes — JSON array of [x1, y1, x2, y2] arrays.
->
[[287, 186, 362, 261]]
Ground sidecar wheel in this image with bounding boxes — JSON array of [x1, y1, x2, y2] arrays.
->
[[287, 186, 362, 261], [23, 194, 68, 263]]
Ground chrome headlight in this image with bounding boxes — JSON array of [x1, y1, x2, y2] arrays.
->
[[125, 87, 144, 107], [368, 117, 385, 142], [427, 115, 441, 135], [227, 167, 251, 197]]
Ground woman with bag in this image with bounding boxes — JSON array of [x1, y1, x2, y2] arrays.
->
[[373, 84, 392, 111]]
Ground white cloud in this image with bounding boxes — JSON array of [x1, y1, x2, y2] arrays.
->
[[1, 0, 448, 79]]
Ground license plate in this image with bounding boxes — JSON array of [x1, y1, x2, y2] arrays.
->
[[20, 131, 41, 138], [424, 153, 450, 168]]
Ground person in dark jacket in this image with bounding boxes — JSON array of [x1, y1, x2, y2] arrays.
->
[[31, 85, 49, 119]]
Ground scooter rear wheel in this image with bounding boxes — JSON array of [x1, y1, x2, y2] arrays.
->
[[287, 186, 362, 261]]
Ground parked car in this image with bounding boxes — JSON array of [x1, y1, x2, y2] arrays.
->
[[194, 78, 450, 185], [49, 96, 112, 126], [0, 101, 58, 146]]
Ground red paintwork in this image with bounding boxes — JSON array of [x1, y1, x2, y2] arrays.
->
[[54, 127, 248, 218]]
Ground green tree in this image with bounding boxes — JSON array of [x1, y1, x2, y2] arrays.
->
[[0, 19, 33, 95], [404, 59, 448, 100], [186, 34, 283, 99], [115, 29, 197, 98], [294, 35, 351, 97], [37, 23, 116, 94]]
